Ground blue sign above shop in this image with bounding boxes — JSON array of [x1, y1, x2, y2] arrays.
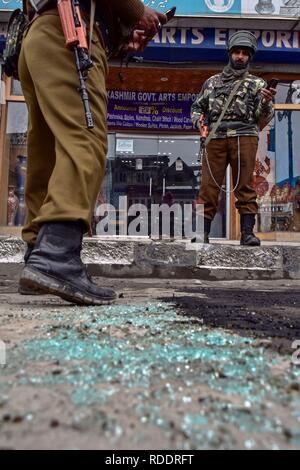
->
[[143, 1, 299, 18], [1, 0, 299, 16], [141, 27, 300, 64], [0, 0, 22, 10], [143, 0, 241, 15]]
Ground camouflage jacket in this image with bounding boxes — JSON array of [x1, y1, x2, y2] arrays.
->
[[191, 73, 274, 138]]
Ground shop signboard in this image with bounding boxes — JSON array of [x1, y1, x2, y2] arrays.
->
[[107, 90, 197, 132], [243, 1, 300, 16], [0, 0, 22, 10], [116, 139, 134, 153], [143, 1, 300, 18], [141, 26, 300, 64], [1, 0, 299, 15], [143, 0, 241, 15]]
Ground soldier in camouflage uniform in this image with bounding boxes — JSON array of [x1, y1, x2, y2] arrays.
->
[[191, 31, 276, 246]]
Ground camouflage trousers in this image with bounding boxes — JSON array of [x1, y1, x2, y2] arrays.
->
[[198, 136, 259, 220]]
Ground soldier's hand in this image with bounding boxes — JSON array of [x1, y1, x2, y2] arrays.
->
[[261, 87, 277, 104], [138, 6, 167, 39], [125, 30, 149, 52]]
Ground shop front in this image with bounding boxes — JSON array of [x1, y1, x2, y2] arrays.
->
[[0, 0, 300, 241]]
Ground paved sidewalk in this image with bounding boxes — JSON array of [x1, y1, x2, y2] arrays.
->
[[1, 237, 300, 287]]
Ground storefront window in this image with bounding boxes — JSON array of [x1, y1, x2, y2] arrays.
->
[[93, 135, 227, 238], [1, 102, 28, 228], [273, 110, 300, 233], [0, 78, 298, 241], [276, 81, 300, 105], [10, 79, 23, 97], [254, 81, 300, 238], [256, 111, 300, 236], [256, 120, 276, 235]]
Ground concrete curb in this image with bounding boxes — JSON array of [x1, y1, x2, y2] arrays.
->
[[0, 237, 299, 288]]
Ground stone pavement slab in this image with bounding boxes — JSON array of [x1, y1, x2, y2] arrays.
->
[[0, 238, 300, 290]]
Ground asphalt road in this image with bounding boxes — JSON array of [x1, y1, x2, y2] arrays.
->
[[0, 278, 299, 450]]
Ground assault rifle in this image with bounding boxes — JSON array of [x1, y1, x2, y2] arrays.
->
[[58, 0, 94, 129], [29, 0, 94, 128]]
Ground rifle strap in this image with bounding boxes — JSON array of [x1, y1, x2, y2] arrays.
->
[[204, 77, 246, 147], [89, 0, 96, 54]]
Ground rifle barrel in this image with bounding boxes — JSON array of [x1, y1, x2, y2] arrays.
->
[[74, 47, 94, 129]]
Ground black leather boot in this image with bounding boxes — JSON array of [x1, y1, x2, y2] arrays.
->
[[24, 244, 34, 263], [19, 244, 42, 295], [240, 214, 261, 246], [19, 222, 117, 305], [191, 218, 211, 243], [203, 217, 211, 244]]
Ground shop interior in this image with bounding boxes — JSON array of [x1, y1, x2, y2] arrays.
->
[[0, 65, 299, 241]]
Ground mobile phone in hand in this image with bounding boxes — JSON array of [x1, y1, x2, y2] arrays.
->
[[165, 6, 176, 22], [266, 78, 279, 90]]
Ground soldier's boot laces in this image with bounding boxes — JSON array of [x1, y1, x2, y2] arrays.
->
[[19, 222, 117, 305], [240, 214, 261, 247]]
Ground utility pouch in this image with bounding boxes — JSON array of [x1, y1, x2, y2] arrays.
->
[[3, 9, 29, 79]]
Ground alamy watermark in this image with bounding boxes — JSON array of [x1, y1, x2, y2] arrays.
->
[[94, 196, 205, 248], [291, 340, 300, 366], [0, 340, 6, 366]]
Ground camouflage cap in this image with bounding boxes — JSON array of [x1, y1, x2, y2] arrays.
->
[[228, 30, 258, 56]]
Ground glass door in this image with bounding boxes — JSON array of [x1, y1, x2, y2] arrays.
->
[[93, 134, 228, 239], [255, 80, 300, 241], [274, 110, 300, 236]]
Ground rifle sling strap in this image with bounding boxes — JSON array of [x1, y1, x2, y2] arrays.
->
[[204, 78, 246, 147], [89, 0, 96, 54]]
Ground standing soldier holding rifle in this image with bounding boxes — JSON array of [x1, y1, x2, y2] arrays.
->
[[18, 0, 166, 304], [191, 31, 276, 246]]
